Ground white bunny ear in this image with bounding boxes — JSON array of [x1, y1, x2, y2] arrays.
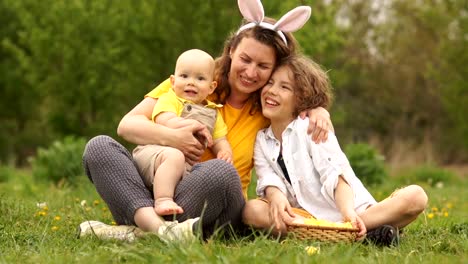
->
[[238, 0, 264, 22], [274, 6, 311, 33]]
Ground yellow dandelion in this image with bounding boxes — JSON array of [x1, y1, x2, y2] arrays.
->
[[446, 202, 453, 209], [54, 216, 61, 221], [443, 212, 448, 217], [51, 226, 59, 231], [85, 207, 91, 212], [427, 213, 434, 219], [93, 200, 100, 206], [305, 246, 320, 255], [101, 207, 108, 212], [36, 211, 48, 217], [111, 221, 117, 226], [431, 207, 438, 212]]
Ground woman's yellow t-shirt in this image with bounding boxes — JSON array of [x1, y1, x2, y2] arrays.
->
[[146, 79, 270, 197]]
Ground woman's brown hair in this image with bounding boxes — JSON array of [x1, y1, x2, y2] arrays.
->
[[213, 17, 299, 114]]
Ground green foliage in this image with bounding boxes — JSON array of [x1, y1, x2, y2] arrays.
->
[[0, 0, 238, 164], [0, 0, 466, 166], [0, 166, 14, 183], [344, 143, 388, 185], [330, 0, 467, 162], [396, 165, 460, 187], [29, 136, 86, 185]]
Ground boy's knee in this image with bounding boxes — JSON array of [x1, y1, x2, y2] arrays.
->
[[242, 200, 266, 225], [402, 185, 428, 215]]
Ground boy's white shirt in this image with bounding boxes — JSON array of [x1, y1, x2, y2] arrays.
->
[[254, 117, 377, 222]]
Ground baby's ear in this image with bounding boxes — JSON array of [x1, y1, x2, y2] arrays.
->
[[209, 81, 218, 93], [170, 75, 176, 86]]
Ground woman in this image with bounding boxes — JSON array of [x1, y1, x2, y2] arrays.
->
[[79, 3, 331, 242]]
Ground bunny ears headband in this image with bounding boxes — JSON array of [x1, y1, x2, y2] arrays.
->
[[236, 0, 312, 46]]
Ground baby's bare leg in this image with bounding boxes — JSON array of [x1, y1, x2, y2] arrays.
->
[[153, 148, 186, 216]]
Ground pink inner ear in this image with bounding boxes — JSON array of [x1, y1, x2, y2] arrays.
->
[[275, 6, 311, 32], [238, 0, 265, 22]]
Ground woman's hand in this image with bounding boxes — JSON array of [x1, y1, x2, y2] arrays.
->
[[299, 106, 333, 143], [169, 124, 205, 165]]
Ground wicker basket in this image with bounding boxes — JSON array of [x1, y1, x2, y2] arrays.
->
[[287, 222, 359, 243]]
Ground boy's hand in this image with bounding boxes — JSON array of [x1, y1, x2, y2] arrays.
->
[[342, 211, 366, 239], [216, 150, 233, 164], [268, 191, 296, 233]]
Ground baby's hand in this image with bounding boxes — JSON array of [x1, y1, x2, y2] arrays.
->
[[217, 151, 233, 164], [195, 128, 213, 148]]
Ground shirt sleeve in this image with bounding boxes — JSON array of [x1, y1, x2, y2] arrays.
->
[[254, 131, 288, 197], [212, 110, 228, 140], [151, 92, 180, 121], [308, 132, 355, 207], [145, 78, 172, 99]]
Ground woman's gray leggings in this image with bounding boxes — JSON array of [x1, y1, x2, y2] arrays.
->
[[82, 135, 245, 237]]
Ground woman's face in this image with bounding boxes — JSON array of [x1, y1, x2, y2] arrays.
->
[[228, 37, 276, 97]]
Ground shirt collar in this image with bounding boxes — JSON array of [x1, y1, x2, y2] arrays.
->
[[264, 119, 297, 140], [170, 88, 223, 108]]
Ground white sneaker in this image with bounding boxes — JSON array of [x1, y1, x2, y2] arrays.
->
[[157, 217, 199, 243], [77, 220, 143, 242]]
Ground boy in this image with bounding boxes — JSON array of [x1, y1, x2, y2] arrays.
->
[[242, 55, 427, 246]]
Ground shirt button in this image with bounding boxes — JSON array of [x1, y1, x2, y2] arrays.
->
[[328, 157, 331, 161], [272, 158, 276, 162], [276, 143, 279, 146]]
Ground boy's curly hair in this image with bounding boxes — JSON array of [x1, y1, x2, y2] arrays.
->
[[279, 55, 333, 117]]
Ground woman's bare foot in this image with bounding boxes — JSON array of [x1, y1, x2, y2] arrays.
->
[[154, 197, 184, 215]]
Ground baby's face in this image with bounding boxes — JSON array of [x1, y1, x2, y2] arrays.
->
[[171, 52, 216, 104], [261, 65, 296, 123]]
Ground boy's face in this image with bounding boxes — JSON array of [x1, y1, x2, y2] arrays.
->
[[261, 65, 296, 123], [170, 51, 217, 104]]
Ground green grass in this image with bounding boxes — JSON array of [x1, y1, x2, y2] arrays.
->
[[0, 168, 467, 263]]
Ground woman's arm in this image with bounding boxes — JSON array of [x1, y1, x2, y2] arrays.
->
[[117, 97, 205, 164], [300, 106, 333, 143]]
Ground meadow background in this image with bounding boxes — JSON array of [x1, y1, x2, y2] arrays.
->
[[0, 0, 467, 263]]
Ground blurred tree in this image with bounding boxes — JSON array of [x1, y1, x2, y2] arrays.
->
[[331, 0, 467, 163], [1, 0, 465, 165], [0, 0, 45, 165]]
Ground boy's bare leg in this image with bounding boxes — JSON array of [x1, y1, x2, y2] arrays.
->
[[359, 185, 428, 230], [242, 199, 285, 235], [153, 148, 186, 216]]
